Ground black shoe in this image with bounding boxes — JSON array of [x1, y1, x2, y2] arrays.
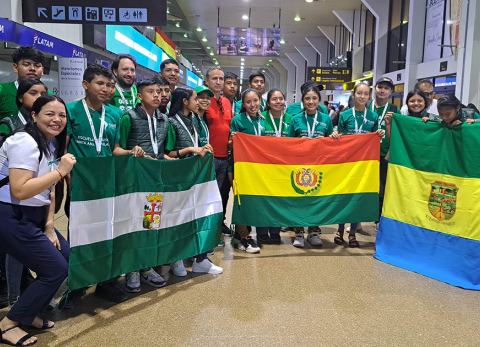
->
[[256, 234, 270, 247], [58, 287, 87, 309], [269, 233, 282, 244], [94, 282, 128, 303], [221, 223, 233, 235]]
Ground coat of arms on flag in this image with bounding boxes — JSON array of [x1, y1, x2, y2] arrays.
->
[[143, 193, 164, 229], [428, 181, 458, 221]]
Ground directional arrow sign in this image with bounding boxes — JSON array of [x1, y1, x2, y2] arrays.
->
[[37, 7, 48, 18]]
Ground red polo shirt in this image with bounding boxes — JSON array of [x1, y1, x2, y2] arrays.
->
[[205, 96, 232, 158]]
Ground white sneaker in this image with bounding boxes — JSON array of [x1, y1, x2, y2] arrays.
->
[[307, 232, 323, 247], [125, 271, 141, 292], [171, 260, 187, 277], [192, 259, 224, 274], [141, 268, 167, 287], [293, 233, 305, 248], [243, 238, 261, 253]]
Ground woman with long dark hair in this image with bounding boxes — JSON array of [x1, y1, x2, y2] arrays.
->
[[0, 95, 75, 346]]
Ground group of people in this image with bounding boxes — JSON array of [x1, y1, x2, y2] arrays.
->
[[0, 46, 478, 346]]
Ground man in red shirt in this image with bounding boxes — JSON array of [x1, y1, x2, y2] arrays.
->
[[204, 67, 233, 235]]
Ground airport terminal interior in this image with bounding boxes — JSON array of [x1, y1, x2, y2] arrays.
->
[[1, 0, 480, 346]]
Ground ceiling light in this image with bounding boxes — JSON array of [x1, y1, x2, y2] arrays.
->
[[268, 59, 272, 62], [202, 37, 207, 42], [305, 0, 313, 2], [206, 46, 211, 49], [242, 14, 249, 20], [209, 52, 214, 56], [241, 62, 245, 66], [167, 8, 170, 14], [183, 33, 188, 38], [175, 22, 180, 28], [262, 69, 266, 73], [196, 27, 202, 32], [294, 15, 301, 22], [241, 57, 245, 61], [215, 61, 219, 65], [280, 39, 285, 44]]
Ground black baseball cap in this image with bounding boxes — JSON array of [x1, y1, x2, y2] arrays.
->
[[375, 77, 394, 89], [437, 94, 461, 108], [301, 80, 324, 94]]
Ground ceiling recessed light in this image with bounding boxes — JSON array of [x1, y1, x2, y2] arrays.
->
[[280, 39, 286, 44], [202, 37, 207, 42], [206, 46, 211, 49], [175, 22, 180, 28], [209, 52, 214, 56], [268, 59, 272, 62], [294, 15, 301, 22], [183, 33, 188, 38], [241, 57, 245, 61], [242, 14, 249, 20], [305, 0, 313, 2], [215, 61, 219, 65], [196, 27, 202, 32]]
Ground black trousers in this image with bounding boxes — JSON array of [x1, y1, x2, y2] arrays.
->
[[0, 202, 69, 324]]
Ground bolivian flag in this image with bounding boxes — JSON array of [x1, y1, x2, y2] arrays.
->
[[232, 133, 380, 227], [376, 115, 480, 290]]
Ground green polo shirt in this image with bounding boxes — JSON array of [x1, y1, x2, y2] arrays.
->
[[67, 100, 123, 158], [368, 101, 398, 157], [109, 84, 138, 112], [230, 112, 267, 136], [286, 101, 329, 118], [193, 114, 209, 146], [261, 111, 292, 137], [338, 107, 379, 135], [233, 98, 266, 115], [0, 81, 18, 120], [287, 111, 333, 138]]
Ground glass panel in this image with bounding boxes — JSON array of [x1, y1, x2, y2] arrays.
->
[[390, 0, 402, 29]]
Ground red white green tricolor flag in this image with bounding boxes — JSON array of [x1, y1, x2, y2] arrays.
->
[[68, 155, 222, 290], [232, 133, 380, 227]]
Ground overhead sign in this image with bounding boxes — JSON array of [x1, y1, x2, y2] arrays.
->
[[0, 18, 85, 58], [106, 25, 168, 72], [217, 27, 280, 57], [22, 0, 166, 26], [307, 67, 352, 84], [186, 69, 203, 89]]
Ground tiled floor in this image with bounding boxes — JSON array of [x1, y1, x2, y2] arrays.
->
[[3, 198, 480, 347], [2, 206, 479, 346]]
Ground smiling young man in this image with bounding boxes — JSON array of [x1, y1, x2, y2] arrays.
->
[[160, 59, 180, 92], [110, 54, 137, 112], [223, 72, 239, 111], [0, 47, 45, 120], [233, 72, 266, 115]]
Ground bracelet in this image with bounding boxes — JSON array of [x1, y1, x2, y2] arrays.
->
[[55, 168, 64, 180]]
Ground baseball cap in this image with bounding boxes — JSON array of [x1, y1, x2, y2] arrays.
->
[[375, 77, 394, 89], [195, 85, 214, 97]]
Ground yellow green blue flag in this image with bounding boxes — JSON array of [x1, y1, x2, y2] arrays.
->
[[375, 115, 480, 290]]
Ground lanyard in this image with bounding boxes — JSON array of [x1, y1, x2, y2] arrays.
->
[[304, 111, 318, 138], [176, 114, 198, 147], [146, 112, 158, 157], [246, 114, 262, 136], [17, 111, 27, 125], [116, 85, 136, 107], [269, 112, 284, 137], [82, 99, 105, 155], [197, 115, 210, 143], [353, 108, 367, 134], [14, 81, 19, 89], [371, 102, 389, 127]]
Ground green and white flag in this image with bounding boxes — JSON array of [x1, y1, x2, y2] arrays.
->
[[68, 154, 222, 290]]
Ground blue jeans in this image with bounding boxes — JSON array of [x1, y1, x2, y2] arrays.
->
[[5, 255, 23, 304]]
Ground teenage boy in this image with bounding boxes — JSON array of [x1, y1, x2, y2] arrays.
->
[[286, 81, 328, 116], [110, 54, 138, 112], [223, 72, 239, 113], [153, 76, 172, 114], [233, 72, 267, 114], [66, 64, 126, 303], [369, 77, 398, 231], [113, 79, 172, 292], [0, 46, 44, 120]]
